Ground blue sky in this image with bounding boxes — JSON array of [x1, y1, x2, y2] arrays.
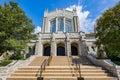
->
[[0, 0, 120, 33]]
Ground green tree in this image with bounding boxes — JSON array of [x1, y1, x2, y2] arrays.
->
[[96, 2, 120, 60], [0, 1, 35, 55]]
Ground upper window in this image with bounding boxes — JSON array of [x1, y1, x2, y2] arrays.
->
[[58, 18, 64, 31], [50, 19, 56, 32], [65, 19, 72, 32]]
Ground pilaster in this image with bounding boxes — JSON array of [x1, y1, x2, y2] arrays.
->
[[81, 40, 88, 56], [64, 17, 66, 32], [66, 41, 71, 56], [78, 41, 82, 56], [37, 34, 43, 56], [56, 17, 58, 32], [78, 33, 82, 56], [35, 41, 39, 55], [51, 41, 56, 56], [51, 33, 56, 56], [66, 33, 71, 56]]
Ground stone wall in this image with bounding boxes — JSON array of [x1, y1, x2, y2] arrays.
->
[[87, 54, 120, 79], [0, 55, 36, 80]]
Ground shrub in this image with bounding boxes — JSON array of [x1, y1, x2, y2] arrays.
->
[[0, 59, 12, 66], [9, 54, 25, 60]]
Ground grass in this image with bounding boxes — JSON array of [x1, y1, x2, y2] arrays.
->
[[0, 59, 12, 67]]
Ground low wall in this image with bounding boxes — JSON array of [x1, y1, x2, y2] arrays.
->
[[0, 55, 36, 80], [87, 54, 120, 80]]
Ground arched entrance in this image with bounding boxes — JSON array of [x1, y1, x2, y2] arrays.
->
[[43, 43, 51, 56], [57, 43, 65, 56], [71, 43, 78, 56]]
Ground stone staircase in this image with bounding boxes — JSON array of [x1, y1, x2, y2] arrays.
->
[[28, 56, 48, 66], [7, 56, 117, 80]]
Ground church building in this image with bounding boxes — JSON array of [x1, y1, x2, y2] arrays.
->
[[34, 8, 97, 56], [6, 8, 118, 80]]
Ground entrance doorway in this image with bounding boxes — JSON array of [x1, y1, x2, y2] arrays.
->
[[57, 43, 65, 56], [43, 43, 51, 56], [71, 43, 78, 55]]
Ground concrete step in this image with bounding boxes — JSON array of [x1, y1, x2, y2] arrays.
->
[[7, 56, 117, 80], [44, 76, 77, 80], [83, 76, 117, 80], [28, 56, 48, 66], [14, 69, 105, 74], [15, 70, 40, 73], [45, 68, 103, 70], [18, 66, 103, 71], [18, 68, 40, 70], [11, 73, 108, 77], [7, 76, 37, 80], [44, 76, 117, 80], [44, 70, 105, 73], [49, 56, 69, 66], [7, 76, 117, 80]]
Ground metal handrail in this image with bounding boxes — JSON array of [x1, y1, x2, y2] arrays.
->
[[39, 59, 47, 77], [68, 56, 75, 76], [75, 59, 81, 77], [39, 56, 52, 77], [47, 56, 52, 66], [78, 64, 81, 77]]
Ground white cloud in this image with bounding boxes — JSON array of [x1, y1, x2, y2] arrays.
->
[[34, 26, 41, 34], [66, 5, 96, 33]]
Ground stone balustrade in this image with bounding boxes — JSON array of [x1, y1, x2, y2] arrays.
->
[[87, 54, 120, 80]]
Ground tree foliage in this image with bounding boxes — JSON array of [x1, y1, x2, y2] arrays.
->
[[0, 1, 35, 55], [96, 2, 120, 60]]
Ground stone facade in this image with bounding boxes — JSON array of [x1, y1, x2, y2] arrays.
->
[[34, 9, 97, 56]]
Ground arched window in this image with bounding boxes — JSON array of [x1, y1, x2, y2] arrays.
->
[[66, 19, 72, 32], [58, 18, 64, 31], [50, 19, 56, 32]]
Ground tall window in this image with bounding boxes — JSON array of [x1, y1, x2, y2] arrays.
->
[[50, 19, 56, 32], [58, 18, 64, 31], [65, 19, 72, 32]]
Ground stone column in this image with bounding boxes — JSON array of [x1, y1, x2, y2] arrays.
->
[[51, 41, 56, 56], [63, 17, 66, 32], [35, 41, 38, 55], [73, 17, 77, 32], [66, 33, 71, 56], [36, 34, 43, 56], [73, 16, 79, 32], [66, 41, 71, 56], [42, 17, 46, 33], [81, 40, 87, 56], [78, 41, 82, 56], [51, 33, 56, 56], [56, 17, 58, 32]]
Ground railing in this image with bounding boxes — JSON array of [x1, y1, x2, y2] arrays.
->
[[113, 64, 120, 80], [70, 56, 78, 76], [39, 59, 47, 77], [38, 56, 52, 80], [47, 56, 52, 66], [74, 58, 83, 80], [78, 63, 82, 77], [68, 56, 75, 76]]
